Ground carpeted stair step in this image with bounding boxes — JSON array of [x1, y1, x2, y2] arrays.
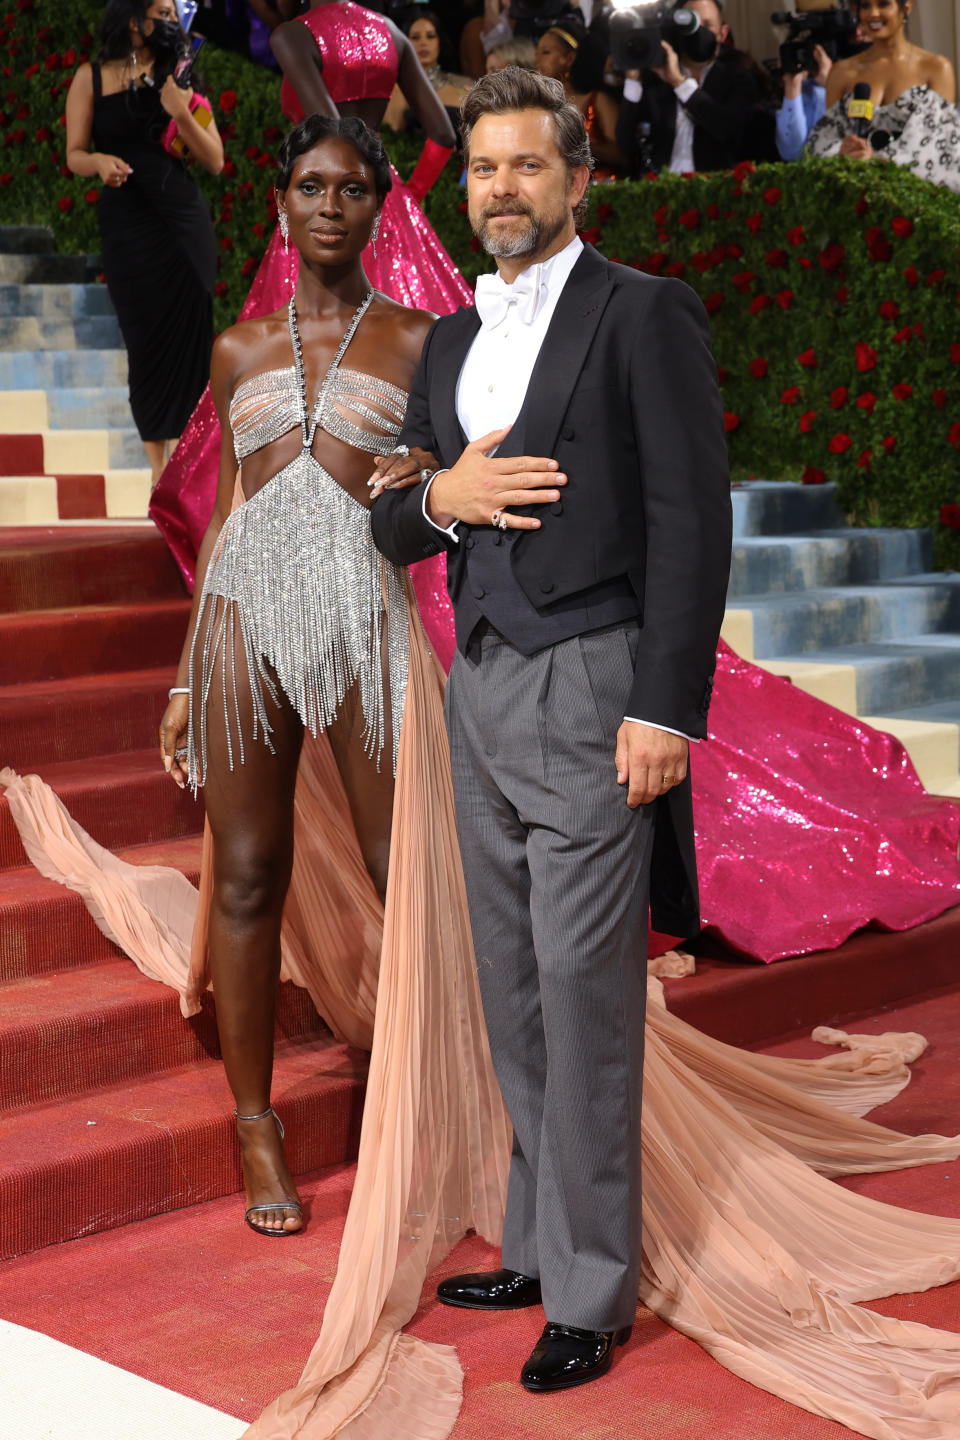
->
[[735, 580, 960, 659], [0, 348, 128, 389], [0, 314, 123, 350], [1, 668, 175, 768], [0, 527, 185, 611], [0, 961, 326, 1111], [0, 749, 202, 873], [0, 598, 190, 685], [0, 282, 115, 321], [0, 837, 202, 984], [0, 226, 55, 254], [46, 385, 133, 430], [769, 637, 960, 716], [728, 528, 932, 599], [0, 1034, 367, 1260], [732, 479, 848, 537]]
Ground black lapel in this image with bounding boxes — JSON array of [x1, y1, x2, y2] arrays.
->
[[522, 245, 616, 457], [431, 305, 480, 468]]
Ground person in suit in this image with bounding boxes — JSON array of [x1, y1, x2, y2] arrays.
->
[[616, 0, 762, 174], [370, 65, 731, 1394]]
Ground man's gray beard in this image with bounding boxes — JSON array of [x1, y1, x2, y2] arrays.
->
[[476, 205, 566, 260]]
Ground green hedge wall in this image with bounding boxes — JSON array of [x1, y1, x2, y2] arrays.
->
[[2, 0, 959, 564]]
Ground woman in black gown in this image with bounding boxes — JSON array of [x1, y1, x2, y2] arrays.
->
[[65, 0, 224, 485]]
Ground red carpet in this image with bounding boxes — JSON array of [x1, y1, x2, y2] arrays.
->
[[0, 984, 956, 1440]]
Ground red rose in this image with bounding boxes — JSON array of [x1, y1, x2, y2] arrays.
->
[[829, 434, 853, 455], [831, 387, 848, 409], [0, 170, 9, 185], [64, 48, 76, 65], [951, 343, 960, 364], [781, 386, 802, 405], [796, 257, 812, 270], [892, 383, 913, 402], [214, 280, 228, 296], [855, 341, 877, 372], [255, 154, 271, 170], [732, 270, 757, 293], [726, 242, 744, 260], [857, 450, 873, 470], [746, 212, 764, 235], [665, 259, 686, 278], [912, 322, 925, 340], [56, 194, 72, 212], [878, 300, 899, 322], [43, 52, 60, 70], [933, 389, 947, 410], [903, 265, 919, 288], [776, 289, 794, 310], [262, 125, 282, 145], [856, 393, 876, 413], [704, 292, 725, 316], [643, 252, 665, 275], [653, 205, 669, 227], [219, 235, 233, 251], [801, 466, 827, 485], [24, 160, 35, 173], [241, 256, 257, 276], [893, 326, 911, 345], [724, 412, 740, 432], [940, 502, 960, 526], [891, 216, 913, 238], [799, 410, 817, 434], [855, 195, 869, 217], [749, 293, 772, 315], [835, 285, 849, 305], [763, 186, 781, 206], [882, 436, 897, 452], [949, 425, 960, 451], [251, 221, 265, 238], [596, 201, 613, 224], [818, 243, 845, 271], [798, 349, 818, 368], [677, 208, 701, 229], [223, 159, 236, 177], [733, 160, 756, 182], [706, 203, 720, 220], [34, 124, 50, 142], [219, 89, 238, 113], [717, 367, 729, 384], [765, 248, 787, 268], [690, 252, 711, 273], [786, 225, 805, 246], [84, 187, 98, 204], [749, 357, 769, 379], [927, 269, 946, 287]]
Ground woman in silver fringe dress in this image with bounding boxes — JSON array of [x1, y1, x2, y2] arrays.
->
[[157, 112, 442, 1235]]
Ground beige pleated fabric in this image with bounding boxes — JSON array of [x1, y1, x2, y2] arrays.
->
[[6, 634, 960, 1438]]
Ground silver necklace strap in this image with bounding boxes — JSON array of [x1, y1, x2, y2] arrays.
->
[[288, 291, 374, 453]]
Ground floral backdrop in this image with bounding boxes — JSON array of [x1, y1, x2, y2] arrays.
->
[[2, 0, 959, 564]]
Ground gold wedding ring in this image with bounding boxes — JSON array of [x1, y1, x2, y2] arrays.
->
[[663, 774, 676, 783]]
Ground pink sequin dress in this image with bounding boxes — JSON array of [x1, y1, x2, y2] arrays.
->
[[148, 0, 460, 665]]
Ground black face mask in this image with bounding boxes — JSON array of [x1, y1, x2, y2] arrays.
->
[[682, 27, 718, 64], [143, 17, 187, 60]]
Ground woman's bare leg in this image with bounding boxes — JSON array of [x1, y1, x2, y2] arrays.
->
[[325, 679, 395, 903], [201, 627, 305, 1233]]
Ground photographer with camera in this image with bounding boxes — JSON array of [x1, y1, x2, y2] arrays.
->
[[614, 0, 762, 176], [776, 42, 832, 160]]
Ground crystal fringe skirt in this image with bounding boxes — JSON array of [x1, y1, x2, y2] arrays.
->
[[186, 451, 409, 789]]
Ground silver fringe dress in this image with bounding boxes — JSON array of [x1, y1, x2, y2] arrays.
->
[[186, 295, 411, 789]]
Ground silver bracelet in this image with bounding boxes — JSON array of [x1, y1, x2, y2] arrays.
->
[[168, 686, 190, 699]]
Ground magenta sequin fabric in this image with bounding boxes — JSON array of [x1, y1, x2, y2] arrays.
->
[[279, 0, 397, 119], [691, 641, 960, 959]]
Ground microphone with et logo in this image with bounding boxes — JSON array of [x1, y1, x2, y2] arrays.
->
[[848, 82, 874, 139]]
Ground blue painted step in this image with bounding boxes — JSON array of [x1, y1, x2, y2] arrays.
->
[[0, 226, 55, 254], [0, 350, 128, 389], [0, 314, 123, 350], [728, 529, 932, 598], [737, 578, 960, 657], [48, 387, 133, 430], [773, 637, 960, 714], [0, 283, 115, 320], [731, 480, 847, 537], [0, 253, 99, 285]]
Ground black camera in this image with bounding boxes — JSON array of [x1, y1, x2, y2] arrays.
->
[[770, 6, 857, 75], [610, 2, 717, 74], [508, 0, 581, 36]]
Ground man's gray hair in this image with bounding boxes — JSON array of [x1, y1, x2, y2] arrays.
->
[[460, 67, 594, 225]]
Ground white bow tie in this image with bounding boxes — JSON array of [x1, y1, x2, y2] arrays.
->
[[475, 265, 546, 330]]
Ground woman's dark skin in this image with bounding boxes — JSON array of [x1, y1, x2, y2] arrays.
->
[[157, 136, 434, 1232], [270, 0, 457, 147]]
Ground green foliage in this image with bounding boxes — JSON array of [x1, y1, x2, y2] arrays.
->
[[2, 2, 958, 563]]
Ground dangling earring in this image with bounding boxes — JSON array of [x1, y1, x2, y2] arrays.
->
[[371, 211, 381, 259], [279, 208, 289, 255]]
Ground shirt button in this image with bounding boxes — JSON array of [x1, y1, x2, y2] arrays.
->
[[465, 536, 476, 549], [471, 584, 486, 599]]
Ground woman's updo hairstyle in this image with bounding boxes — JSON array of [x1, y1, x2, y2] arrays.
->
[[276, 115, 393, 203]]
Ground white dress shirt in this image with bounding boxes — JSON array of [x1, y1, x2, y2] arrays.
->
[[423, 234, 694, 742], [623, 66, 712, 175]]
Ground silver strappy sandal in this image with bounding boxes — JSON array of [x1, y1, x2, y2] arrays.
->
[[235, 1106, 303, 1237]]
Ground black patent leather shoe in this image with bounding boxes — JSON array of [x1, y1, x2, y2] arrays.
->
[[436, 1268, 542, 1310], [520, 1322, 631, 1392]]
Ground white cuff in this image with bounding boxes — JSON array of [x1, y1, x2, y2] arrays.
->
[[623, 76, 643, 105], [624, 716, 699, 743], [673, 76, 698, 104], [422, 470, 459, 541]]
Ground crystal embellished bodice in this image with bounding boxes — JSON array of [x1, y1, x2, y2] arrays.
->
[[228, 364, 408, 462]]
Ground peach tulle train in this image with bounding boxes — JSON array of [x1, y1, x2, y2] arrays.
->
[[4, 600, 960, 1439]]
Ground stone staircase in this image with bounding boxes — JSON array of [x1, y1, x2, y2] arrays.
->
[[723, 481, 960, 796], [0, 225, 151, 522]]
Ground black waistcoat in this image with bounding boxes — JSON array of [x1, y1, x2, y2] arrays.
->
[[456, 394, 639, 655]]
